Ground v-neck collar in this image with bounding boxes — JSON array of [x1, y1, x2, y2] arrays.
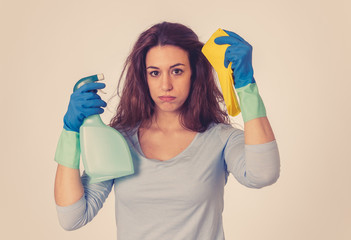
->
[[132, 127, 201, 163]]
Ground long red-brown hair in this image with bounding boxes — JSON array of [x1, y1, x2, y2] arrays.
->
[[110, 22, 229, 132]]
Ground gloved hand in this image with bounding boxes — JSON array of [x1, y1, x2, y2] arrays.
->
[[215, 30, 266, 122], [55, 81, 106, 169], [63, 82, 107, 132], [214, 30, 255, 89]]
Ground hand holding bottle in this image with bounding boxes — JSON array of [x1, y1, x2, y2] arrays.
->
[[63, 82, 107, 133], [55, 75, 106, 169]]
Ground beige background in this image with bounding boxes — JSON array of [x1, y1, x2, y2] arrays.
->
[[1, 0, 350, 239]]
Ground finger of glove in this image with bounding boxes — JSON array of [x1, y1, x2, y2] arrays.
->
[[215, 37, 243, 68], [76, 82, 106, 94], [69, 92, 100, 111], [222, 29, 249, 45], [214, 36, 242, 46], [81, 91, 103, 101], [82, 99, 107, 108], [83, 107, 105, 118]]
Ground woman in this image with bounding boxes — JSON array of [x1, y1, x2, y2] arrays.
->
[[54, 22, 280, 239]]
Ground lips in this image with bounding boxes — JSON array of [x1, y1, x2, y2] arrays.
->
[[159, 96, 176, 102]]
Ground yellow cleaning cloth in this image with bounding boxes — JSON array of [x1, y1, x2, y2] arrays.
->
[[201, 28, 241, 117]]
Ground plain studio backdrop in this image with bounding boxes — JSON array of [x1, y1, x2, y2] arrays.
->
[[1, 0, 350, 239]]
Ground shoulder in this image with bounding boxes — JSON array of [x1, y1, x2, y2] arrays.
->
[[116, 126, 139, 149], [204, 122, 244, 144]]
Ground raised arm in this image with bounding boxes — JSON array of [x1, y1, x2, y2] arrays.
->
[[216, 30, 280, 187], [214, 30, 275, 144]]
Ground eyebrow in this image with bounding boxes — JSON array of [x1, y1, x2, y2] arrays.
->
[[146, 63, 185, 70]]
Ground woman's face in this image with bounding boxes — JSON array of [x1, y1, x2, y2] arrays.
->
[[145, 45, 192, 115]]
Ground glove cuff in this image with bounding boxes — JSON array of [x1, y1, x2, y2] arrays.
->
[[54, 129, 81, 169], [236, 83, 267, 122]]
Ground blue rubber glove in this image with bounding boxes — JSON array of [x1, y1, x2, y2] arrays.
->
[[214, 30, 255, 89], [63, 82, 107, 132], [214, 30, 266, 122]]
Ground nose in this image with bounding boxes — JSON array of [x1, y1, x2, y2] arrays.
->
[[161, 73, 173, 91]]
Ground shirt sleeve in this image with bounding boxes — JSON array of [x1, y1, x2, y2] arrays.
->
[[55, 172, 114, 231], [224, 128, 280, 188]]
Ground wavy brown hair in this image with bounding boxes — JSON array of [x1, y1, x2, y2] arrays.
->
[[110, 22, 229, 132]]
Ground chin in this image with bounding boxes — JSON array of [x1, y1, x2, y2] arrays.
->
[[156, 105, 181, 114]]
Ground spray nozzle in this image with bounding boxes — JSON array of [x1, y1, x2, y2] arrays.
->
[[73, 73, 106, 94]]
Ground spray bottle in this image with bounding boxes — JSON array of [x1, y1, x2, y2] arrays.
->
[[74, 74, 134, 183]]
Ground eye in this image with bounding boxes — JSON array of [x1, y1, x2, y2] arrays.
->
[[172, 68, 183, 75], [149, 71, 159, 77]]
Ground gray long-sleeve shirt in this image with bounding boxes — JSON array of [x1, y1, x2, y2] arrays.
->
[[56, 123, 280, 239]]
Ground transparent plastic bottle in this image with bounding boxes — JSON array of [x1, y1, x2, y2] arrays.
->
[[74, 74, 134, 183]]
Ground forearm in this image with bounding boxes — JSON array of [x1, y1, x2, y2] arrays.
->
[[54, 164, 84, 206], [244, 116, 275, 145], [55, 170, 114, 231], [212, 30, 280, 187]]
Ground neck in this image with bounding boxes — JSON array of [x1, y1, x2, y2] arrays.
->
[[151, 110, 183, 131]]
